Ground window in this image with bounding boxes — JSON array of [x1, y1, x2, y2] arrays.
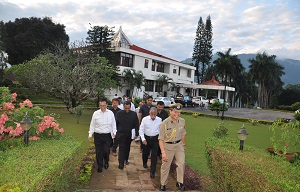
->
[[145, 80, 154, 91], [156, 63, 164, 73], [120, 53, 133, 67], [144, 59, 149, 68], [151, 61, 155, 71], [187, 69, 191, 77], [155, 82, 163, 92], [173, 69, 177, 74], [178, 67, 181, 76]]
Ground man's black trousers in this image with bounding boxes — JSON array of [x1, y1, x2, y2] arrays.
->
[[94, 133, 112, 169]]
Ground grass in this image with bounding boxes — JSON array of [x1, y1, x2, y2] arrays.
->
[[0, 135, 81, 191], [44, 108, 96, 150], [183, 114, 277, 175]]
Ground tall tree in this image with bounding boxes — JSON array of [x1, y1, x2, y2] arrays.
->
[[86, 25, 116, 65], [213, 48, 250, 108], [86, 24, 120, 90], [155, 74, 173, 96], [248, 52, 285, 108], [122, 69, 145, 97], [6, 41, 117, 112], [192, 15, 213, 83], [0, 17, 69, 65]]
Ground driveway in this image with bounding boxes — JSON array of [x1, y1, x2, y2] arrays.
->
[[185, 107, 294, 122]]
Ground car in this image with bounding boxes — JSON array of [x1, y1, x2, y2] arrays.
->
[[192, 96, 208, 106], [175, 95, 194, 107], [152, 97, 173, 107]]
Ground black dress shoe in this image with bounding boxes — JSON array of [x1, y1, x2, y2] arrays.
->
[[176, 182, 185, 191], [118, 165, 124, 170], [125, 160, 129, 165], [143, 164, 148, 168], [97, 168, 102, 173], [160, 185, 166, 191], [104, 163, 109, 169], [150, 172, 155, 178]]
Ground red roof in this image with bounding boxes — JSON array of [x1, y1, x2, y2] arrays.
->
[[130, 44, 179, 62], [199, 76, 224, 86]]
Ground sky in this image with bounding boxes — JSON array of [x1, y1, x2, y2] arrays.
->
[[1, 0, 300, 61]]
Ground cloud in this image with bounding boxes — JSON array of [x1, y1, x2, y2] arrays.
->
[[1, 0, 300, 61]]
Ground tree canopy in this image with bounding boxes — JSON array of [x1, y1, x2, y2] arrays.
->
[[248, 52, 285, 108], [6, 41, 117, 112], [0, 17, 69, 65], [122, 69, 145, 97]]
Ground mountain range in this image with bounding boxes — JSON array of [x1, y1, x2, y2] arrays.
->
[[181, 54, 300, 85]]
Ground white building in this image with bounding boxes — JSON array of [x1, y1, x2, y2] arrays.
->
[[106, 27, 196, 99]]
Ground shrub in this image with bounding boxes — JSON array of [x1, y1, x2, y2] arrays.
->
[[291, 102, 300, 111], [277, 105, 293, 111], [270, 119, 300, 154], [0, 87, 64, 150], [133, 97, 143, 108], [213, 122, 228, 138], [209, 100, 228, 116], [205, 137, 300, 191], [294, 109, 300, 121], [78, 145, 96, 184]]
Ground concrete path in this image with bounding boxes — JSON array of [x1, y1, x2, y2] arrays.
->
[[187, 107, 294, 121], [76, 141, 189, 192]]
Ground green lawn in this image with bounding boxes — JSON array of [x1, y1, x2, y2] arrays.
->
[[183, 114, 275, 175], [43, 107, 292, 177]]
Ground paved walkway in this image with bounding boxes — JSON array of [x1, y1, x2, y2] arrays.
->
[[187, 107, 294, 121], [76, 141, 189, 192]]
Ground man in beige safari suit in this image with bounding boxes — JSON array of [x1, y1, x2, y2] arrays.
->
[[158, 103, 186, 191]]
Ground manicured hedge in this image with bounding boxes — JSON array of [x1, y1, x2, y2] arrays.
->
[[205, 137, 300, 192], [0, 135, 82, 191]]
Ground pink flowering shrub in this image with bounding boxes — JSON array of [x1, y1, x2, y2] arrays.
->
[[0, 87, 64, 147]]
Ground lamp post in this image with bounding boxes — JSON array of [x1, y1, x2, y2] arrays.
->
[[20, 113, 33, 146], [237, 124, 248, 151]]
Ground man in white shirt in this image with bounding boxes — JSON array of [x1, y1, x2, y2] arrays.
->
[[88, 98, 117, 173], [139, 107, 162, 178]]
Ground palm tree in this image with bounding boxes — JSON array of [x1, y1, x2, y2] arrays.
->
[[155, 74, 173, 96], [122, 69, 145, 97], [213, 48, 234, 119], [248, 52, 284, 108]]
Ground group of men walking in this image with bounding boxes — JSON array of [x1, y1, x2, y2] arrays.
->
[[88, 96, 186, 191]]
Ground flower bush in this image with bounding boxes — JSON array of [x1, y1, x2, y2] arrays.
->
[[0, 87, 64, 147]]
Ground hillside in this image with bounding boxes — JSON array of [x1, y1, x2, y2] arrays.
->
[[182, 54, 300, 85]]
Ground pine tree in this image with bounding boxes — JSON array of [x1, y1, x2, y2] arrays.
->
[[192, 15, 213, 83], [86, 25, 116, 65]]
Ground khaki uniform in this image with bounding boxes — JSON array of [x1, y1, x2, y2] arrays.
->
[[158, 116, 186, 185]]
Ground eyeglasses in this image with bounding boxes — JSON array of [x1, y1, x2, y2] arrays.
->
[[99, 105, 107, 107]]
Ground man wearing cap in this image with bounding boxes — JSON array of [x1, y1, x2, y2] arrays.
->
[[158, 103, 186, 191]]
